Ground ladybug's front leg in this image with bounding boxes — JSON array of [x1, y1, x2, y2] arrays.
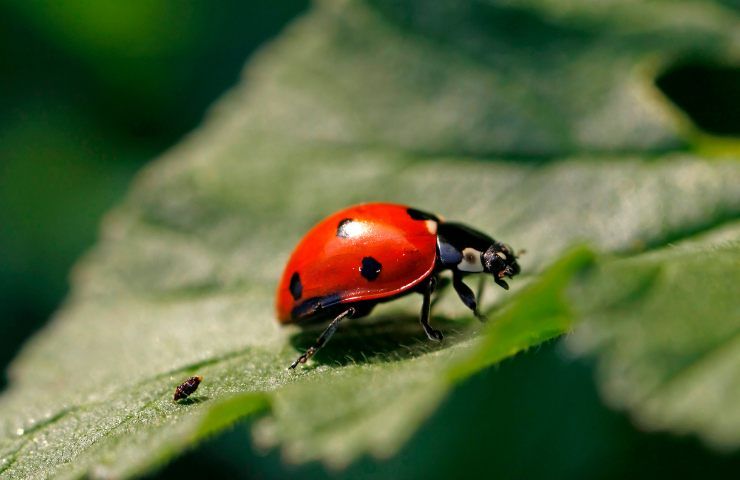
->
[[420, 277, 444, 342], [289, 307, 355, 369], [452, 272, 486, 321]]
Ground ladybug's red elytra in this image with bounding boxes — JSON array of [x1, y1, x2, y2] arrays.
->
[[276, 203, 521, 369]]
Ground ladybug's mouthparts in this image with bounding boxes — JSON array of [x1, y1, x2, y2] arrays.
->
[[498, 266, 516, 278]]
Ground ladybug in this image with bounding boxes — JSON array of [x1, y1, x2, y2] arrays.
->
[[276, 203, 521, 369]]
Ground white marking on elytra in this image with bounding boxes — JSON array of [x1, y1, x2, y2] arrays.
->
[[342, 221, 367, 238], [458, 247, 484, 273], [425, 220, 438, 235]]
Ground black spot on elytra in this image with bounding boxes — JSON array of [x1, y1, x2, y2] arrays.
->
[[336, 218, 354, 238], [407, 207, 439, 222], [360, 256, 382, 281], [289, 272, 303, 300]]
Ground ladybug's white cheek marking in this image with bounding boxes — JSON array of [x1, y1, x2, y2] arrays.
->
[[425, 220, 438, 235], [458, 247, 484, 273]]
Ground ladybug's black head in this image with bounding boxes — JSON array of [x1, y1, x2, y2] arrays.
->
[[437, 223, 522, 290], [482, 242, 521, 290]]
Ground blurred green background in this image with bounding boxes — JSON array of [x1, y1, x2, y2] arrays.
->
[[0, 0, 307, 385], [1, 1, 739, 479]]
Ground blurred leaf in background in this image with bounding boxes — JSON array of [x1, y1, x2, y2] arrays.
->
[[0, 0, 308, 384], [0, 0, 739, 479]]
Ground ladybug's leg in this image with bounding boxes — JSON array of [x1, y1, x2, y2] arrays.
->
[[475, 275, 486, 311], [420, 277, 444, 342], [289, 307, 355, 369], [452, 272, 486, 321], [429, 276, 451, 309]]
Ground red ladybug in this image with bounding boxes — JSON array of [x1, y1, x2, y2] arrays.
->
[[276, 203, 521, 369]]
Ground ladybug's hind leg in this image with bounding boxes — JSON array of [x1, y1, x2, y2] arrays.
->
[[420, 277, 444, 342], [289, 307, 355, 369]]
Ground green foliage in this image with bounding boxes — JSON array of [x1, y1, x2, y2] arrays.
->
[[0, 0, 739, 478], [0, 0, 306, 384], [569, 232, 740, 447]]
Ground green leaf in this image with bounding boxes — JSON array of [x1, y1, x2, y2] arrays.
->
[[567, 226, 740, 449], [237, 0, 738, 155], [1, 0, 739, 477], [253, 246, 595, 468]]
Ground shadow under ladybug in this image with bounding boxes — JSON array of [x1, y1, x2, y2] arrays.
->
[[288, 310, 472, 367]]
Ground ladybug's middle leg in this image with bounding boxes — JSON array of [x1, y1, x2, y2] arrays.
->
[[429, 276, 451, 309], [289, 307, 355, 369], [420, 277, 444, 342]]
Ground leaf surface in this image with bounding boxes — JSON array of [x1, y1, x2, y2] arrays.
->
[[0, 0, 739, 477]]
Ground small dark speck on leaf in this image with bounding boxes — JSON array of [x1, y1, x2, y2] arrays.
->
[[174, 375, 203, 402]]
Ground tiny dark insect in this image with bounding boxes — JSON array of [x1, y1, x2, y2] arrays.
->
[[173, 375, 203, 402]]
